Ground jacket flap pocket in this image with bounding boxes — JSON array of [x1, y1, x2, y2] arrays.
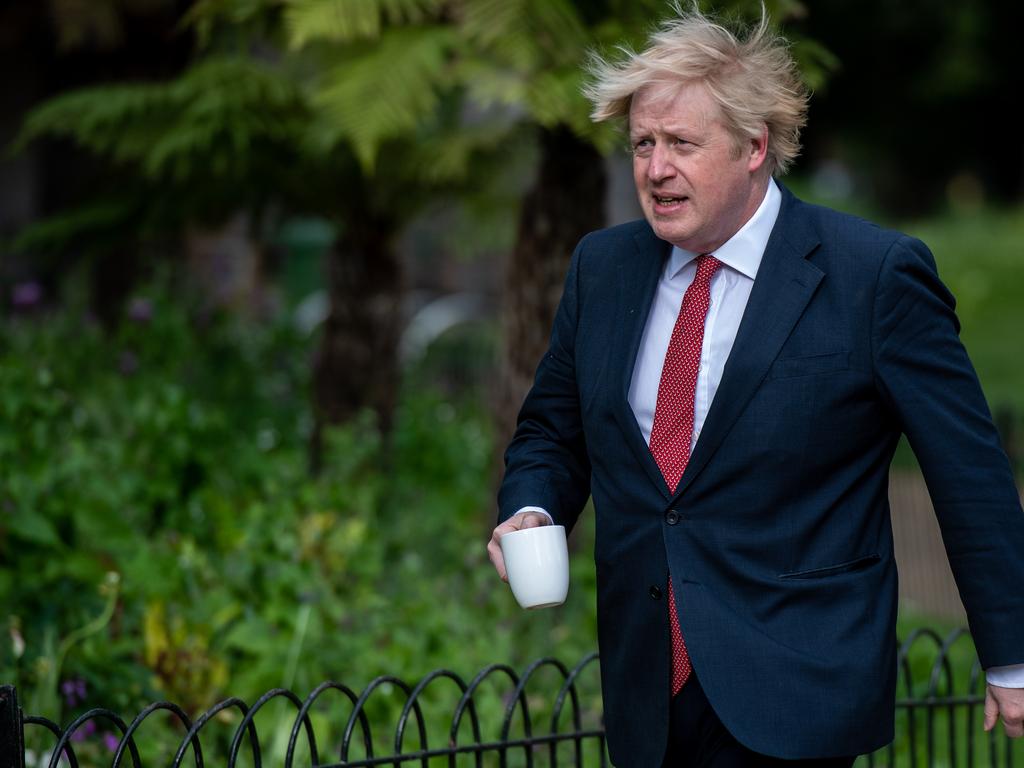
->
[[779, 553, 881, 580]]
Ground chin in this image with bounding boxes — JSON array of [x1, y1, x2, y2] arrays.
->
[[651, 222, 693, 248]]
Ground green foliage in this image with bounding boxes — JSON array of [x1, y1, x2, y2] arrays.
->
[[0, 277, 599, 745], [460, 0, 589, 69], [282, 0, 445, 47], [10, 199, 142, 257], [12, 0, 839, 262], [11, 55, 311, 254], [13, 0, 529, 260], [44, 0, 181, 52], [309, 25, 460, 170], [16, 57, 307, 185]]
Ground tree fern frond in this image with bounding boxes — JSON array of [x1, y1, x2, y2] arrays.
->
[[179, 0, 275, 48], [284, 0, 381, 47], [524, 66, 618, 152], [147, 57, 307, 180], [461, 0, 587, 71], [405, 132, 475, 185], [11, 198, 141, 255], [460, 0, 526, 48], [379, 0, 444, 26], [447, 55, 531, 111], [460, 0, 540, 72], [524, 66, 587, 128], [308, 25, 458, 171], [522, 0, 589, 63], [400, 117, 513, 186], [790, 36, 840, 92], [283, 0, 443, 47], [15, 84, 167, 160], [14, 57, 307, 184]]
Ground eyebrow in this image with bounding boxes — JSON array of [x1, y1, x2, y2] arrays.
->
[[629, 125, 703, 140]]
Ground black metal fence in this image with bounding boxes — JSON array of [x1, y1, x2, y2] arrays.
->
[[2, 629, 1021, 768]]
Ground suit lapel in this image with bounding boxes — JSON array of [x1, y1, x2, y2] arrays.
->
[[611, 225, 675, 499], [671, 188, 824, 502]]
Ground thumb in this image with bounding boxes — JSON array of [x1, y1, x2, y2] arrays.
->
[[518, 512, 549, 529], [984, 685, 998, 732]]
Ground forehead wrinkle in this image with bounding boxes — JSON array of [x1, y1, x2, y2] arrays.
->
[[629, 82, 716, 138]]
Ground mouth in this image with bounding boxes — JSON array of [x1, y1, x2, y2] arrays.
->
[[651, 194, 689, 212]]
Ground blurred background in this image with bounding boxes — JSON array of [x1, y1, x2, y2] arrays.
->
[[1, 0, 1022, 761]]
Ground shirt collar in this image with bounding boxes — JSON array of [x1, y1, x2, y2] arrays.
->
[[666, 178, 782, 280]]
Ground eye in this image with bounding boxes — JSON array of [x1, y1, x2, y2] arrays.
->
[[631, 138, 654, 157]]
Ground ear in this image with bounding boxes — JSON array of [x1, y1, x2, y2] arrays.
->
[[747, 124, 769, 173]]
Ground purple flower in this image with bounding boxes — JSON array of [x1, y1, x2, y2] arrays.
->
[[69, 720, 96, 742], [127, 297, 153, 324], [103, 733, 120, 752], [11, 281, 42, 309], [60, 678, 87, 707]]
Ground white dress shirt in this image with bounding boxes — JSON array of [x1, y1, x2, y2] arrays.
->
[[627, 179, 780, 445], [514, 178, 1024, 686]]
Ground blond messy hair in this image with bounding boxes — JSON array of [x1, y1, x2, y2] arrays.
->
[[584, 5, 809, 176]]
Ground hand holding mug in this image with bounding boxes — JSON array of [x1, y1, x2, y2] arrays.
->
[[488, 512, 569, 609]]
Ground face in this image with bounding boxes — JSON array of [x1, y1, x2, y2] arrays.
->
[[629, 81, 769, 253]]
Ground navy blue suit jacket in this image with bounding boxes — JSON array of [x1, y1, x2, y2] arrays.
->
[[498, 185, 1024, 764]]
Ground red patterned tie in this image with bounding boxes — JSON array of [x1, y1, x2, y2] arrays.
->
[[649, 253, 721, 696]]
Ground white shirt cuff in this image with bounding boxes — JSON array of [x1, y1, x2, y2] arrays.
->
[[987, 663, 1024, 688], [513, 506, 553, 523]]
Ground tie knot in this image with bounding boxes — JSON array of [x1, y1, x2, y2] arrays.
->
[[694, 253, 721, 285]]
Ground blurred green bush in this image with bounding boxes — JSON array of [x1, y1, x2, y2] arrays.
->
[[0, 276, 600, 760]]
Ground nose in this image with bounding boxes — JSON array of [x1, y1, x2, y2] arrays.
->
[[646, 142, 675, 182]]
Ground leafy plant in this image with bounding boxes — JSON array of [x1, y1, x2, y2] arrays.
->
[[0, 275, 599, 749]]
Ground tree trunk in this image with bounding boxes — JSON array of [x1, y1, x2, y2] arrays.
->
[[309, 213, 402, 475], [496, 126, 607, 455]]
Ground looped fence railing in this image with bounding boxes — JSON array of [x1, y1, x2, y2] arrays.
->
[[860, 627, 1020, 768], [2, 653, 605, 768], [2, 633, 1022, 768]]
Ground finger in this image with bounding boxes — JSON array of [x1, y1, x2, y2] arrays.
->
[[487, 512, 552, 582], [487, 518, 524, 581], [999, 696, 1024, 739], [486, 532, 508, 581], [984, 687, 998, 732]]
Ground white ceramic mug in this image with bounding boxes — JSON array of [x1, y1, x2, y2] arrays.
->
[[499, 525, 569, 609]]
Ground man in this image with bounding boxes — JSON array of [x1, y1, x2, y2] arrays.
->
[[486, 8, 1024, 767]]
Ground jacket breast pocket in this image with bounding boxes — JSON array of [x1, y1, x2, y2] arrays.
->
[[769, 350, 850, 380]]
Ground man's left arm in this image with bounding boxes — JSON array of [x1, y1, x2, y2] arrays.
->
[[872, 235, 1024, 736]]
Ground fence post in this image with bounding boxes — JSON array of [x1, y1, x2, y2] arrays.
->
[[0, 686, 26, 768]]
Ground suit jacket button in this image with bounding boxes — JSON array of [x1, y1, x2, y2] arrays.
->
[[649, 585, 662, 600], [665, 509, 680, 525]]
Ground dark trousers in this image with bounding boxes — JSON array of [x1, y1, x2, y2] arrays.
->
[[662, 674, 857, 768]]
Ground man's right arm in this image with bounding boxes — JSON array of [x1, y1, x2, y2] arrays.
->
[[490, 239, 594, 577]]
